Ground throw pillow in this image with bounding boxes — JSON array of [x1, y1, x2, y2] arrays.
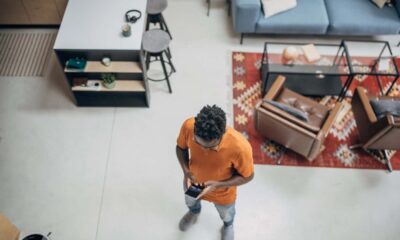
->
[[261, 0, 297, 18], [370, 99, 400, 119], [371, 0, 392, 8], [264, 99, 309, 122]]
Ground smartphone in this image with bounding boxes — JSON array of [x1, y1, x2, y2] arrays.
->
[[185, 184, 205, 198]]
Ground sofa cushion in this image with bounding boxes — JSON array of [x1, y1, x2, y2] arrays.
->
[[232, 0, 261, 33], [256, 0, 329, 34], [325, 0, 400, 35]]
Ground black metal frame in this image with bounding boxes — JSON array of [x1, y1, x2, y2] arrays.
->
[[342, 40, 399, 97], [381, 149, 393, 172], [260, 41, 352, 101], [350, 144, 393, 172]]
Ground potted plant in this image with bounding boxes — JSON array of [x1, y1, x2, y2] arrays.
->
[[101, 73, 116, 89]]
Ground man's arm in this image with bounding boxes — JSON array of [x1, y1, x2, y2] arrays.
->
[[176, 145, 190, 174], [216, 171, 254, 188], [176, 145, 196, 185], [196, 172, 254, 199]]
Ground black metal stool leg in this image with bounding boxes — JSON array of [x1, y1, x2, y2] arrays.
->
[[146, 16, 150, 31], [160, 14, 172, 39], [227, 0, 231, 16], [165, 47, 172, 59], [207, 0, 210, 16], [159, 16, 165, 31], [145, 52, 151, 70], [160, 54, 172, 93], [164, 50, 176, 73]]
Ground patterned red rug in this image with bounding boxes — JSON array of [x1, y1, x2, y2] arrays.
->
[[232, 52, 400, 170]]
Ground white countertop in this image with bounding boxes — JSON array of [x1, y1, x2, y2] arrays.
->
[[54, 0, 147, 50]]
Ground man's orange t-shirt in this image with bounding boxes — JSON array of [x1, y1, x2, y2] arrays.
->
[[177, 118, 254, 205]]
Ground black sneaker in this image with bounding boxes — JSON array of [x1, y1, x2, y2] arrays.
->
[[178, 211, 199, 231], [221, 225, 234, 240]]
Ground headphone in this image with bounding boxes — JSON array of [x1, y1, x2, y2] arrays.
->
[[125, 9, 142, 23]]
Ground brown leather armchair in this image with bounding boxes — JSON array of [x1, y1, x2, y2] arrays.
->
[[351, 87, 400, 172], [254, 75, 342, 161]]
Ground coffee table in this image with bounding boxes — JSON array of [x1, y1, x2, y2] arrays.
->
[[260, 41, 352, 100]]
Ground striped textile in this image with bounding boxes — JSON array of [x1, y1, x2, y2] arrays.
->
[[0, 32, 56, 77]]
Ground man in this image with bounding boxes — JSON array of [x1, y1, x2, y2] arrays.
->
[[176, 105, 254, 240]]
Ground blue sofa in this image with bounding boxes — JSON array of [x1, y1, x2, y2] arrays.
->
[[232, 0, 400, 43]]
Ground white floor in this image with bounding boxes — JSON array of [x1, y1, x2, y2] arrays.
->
[[1, 0, 400, 240]]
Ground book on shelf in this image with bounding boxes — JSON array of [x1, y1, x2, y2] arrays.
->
[[72, 77, 88, 87], [72, 80, 102, 91]]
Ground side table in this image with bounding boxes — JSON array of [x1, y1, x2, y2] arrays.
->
[[343, 40, 399, 97]]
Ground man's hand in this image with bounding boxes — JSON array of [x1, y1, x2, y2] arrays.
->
[[194, 172, 255, 200], [196, 180, 221, 200], [184, 171, 196, 188]]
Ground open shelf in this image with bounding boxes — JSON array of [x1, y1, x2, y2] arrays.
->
[[72, 80, 145, 92], [65, 61, 142, 73]]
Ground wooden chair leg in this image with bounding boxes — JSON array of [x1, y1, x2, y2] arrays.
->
[[349, 143, 362, 150]]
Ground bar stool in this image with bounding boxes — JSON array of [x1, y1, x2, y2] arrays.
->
[[143, 29, 176, 93], [146, 0, 172, 39]]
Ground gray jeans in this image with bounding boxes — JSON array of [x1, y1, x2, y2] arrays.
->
[[185, 194, 236, 226]]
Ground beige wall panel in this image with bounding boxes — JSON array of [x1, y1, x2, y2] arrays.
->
[[0, 0, 30, 24], [55, 0, 68, 19], [22, 0, 61, 24]]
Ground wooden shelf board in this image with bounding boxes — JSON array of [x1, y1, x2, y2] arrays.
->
[[65, 61, 142, 73], [72, 80, 145, 92]]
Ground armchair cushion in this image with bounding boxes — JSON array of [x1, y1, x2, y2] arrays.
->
[[370, 99, 400, 119], [263, 99, 309, 121], [261, 87, 329, 132]]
